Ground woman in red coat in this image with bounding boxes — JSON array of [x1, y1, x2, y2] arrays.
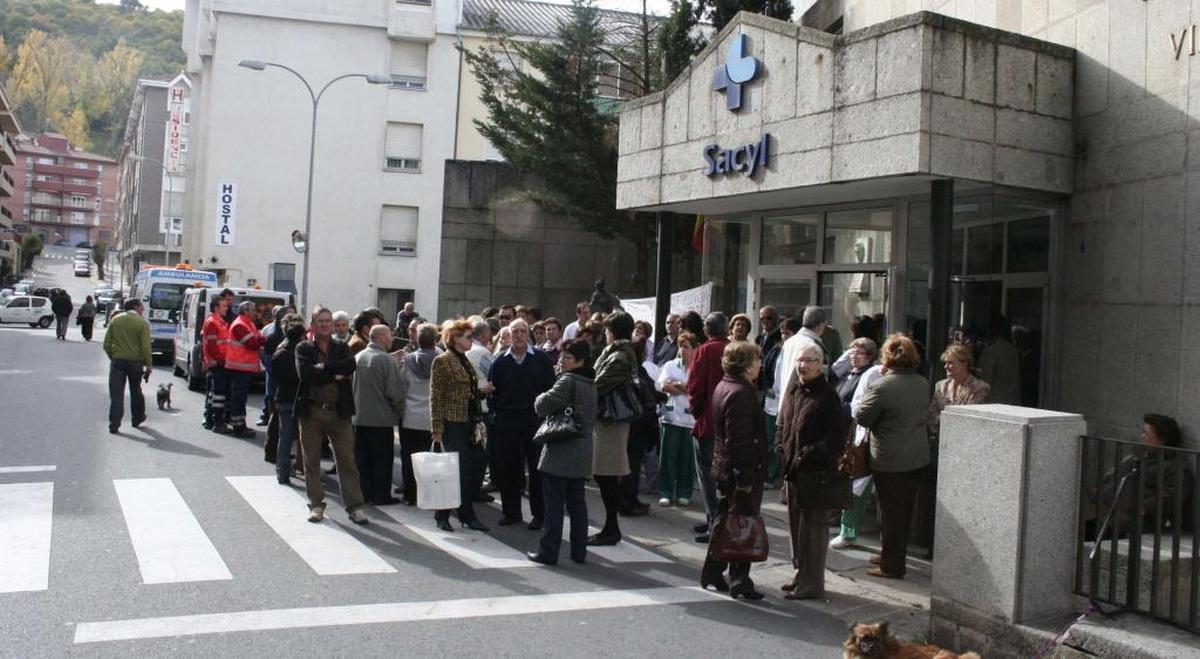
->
[[700, 340, 768, 600]]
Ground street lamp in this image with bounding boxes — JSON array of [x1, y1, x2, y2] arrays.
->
[[238, 59, 393, 313], [129, 154, 177, 268]]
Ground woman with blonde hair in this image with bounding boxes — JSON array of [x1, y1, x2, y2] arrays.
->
[[854, 334, 930, 580]]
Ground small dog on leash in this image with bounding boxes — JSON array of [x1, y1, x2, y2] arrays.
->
[[156, 383, 173, 410], [844, 622, 980, 659]]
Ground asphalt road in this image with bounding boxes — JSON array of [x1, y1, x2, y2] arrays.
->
[[0, 249, 850, 658]]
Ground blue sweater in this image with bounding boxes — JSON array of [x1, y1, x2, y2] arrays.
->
[[489, 348, 555, 427]]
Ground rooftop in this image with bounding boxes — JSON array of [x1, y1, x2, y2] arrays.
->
[[14, 134, 116, 164]]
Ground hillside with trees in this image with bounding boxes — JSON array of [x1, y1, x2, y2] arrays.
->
[[0, 0, 184, 156]]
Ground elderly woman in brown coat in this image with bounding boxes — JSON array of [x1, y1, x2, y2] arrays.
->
[[777, 343, 847, 599], [700, 341, 768, 600]]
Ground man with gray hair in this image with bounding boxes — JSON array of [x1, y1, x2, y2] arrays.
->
[[352, 324, 405, 505], [218, 300, 264, 438], [684, 311, 730, 543], [775, 305, 830, 413]]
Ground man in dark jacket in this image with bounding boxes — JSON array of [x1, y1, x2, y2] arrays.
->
[[51, 291, 73, 340], [488, 318, 556, 528], [271, 317, 305, 484], [685, 312, 730, 542], [296, 307, 368, 525]]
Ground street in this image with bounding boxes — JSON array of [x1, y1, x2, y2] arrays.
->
[[0, 249, 852, 658]]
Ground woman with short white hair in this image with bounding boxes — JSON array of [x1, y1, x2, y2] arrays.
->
[[331, 310, 352, 343]]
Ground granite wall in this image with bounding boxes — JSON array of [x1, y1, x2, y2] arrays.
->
[[438, 160, 643, 321]]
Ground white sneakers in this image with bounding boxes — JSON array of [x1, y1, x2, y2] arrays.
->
[[829, 534, 853, 549], [658, 497, 672, 506], [308, 504, 326, 523], [349, 509, 369, 525], [676, 498, 690, 506]]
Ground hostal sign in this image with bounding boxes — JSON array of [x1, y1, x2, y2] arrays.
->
[[705, 33, 771, 179]]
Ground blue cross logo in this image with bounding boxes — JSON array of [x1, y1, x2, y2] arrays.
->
[[713, 33, 759, 112]]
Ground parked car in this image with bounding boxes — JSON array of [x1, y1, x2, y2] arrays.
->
[[0, 289, 12, 304], [54, 239, 69, 246], [0, 296, 54, 328], [74, 262, 90, 277], [75, 241, 91, 248], [96, 290, 122, 314], [13, 284, 31, 296]]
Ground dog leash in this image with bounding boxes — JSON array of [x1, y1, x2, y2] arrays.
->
[[1030, 602, 1100, 659]]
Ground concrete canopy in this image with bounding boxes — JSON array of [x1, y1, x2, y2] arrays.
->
[[615, 11, 1075, 215]]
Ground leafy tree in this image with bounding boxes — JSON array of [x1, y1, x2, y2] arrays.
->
[[706, 0, 793, 33], [92, 239, 107, 280], [8, 29, 76, 133], [20, 233, 43, 271], [120, 0, 146, 11], [0, 35, 13, 77], [54, 106, 90, 149], [658, 0, 706, 81]]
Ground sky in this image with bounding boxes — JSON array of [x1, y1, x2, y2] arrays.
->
[[99, 0, 677, 17]]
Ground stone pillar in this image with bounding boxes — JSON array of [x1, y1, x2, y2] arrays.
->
[[932, 404, 1086, 627]]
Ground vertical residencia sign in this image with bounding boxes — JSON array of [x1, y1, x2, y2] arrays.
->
[[215, 182, 236, 246]]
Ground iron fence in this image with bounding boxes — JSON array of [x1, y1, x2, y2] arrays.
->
[[1075, 435, 1198, 633]]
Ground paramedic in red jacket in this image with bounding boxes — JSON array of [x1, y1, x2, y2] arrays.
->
[[218, 300, 264, 438], [201, 297, 231, 431]]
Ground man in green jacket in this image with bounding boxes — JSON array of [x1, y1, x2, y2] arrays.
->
[[104, 299, 153, 433]]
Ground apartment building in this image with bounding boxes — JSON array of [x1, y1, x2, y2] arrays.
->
[[181, 0, 457, 319], [10, 134, 118, 246], [116, 74, 193, 277], [0, 82, 21, 278]]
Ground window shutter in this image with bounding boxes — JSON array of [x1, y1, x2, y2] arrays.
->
[[385, 123, 422, 170], [380, 205, 418, 256], [390, 42, 427, 79]]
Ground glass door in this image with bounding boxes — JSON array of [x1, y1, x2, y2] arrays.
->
[[758, 277, 813, 322], [818, 270, 891, 340]]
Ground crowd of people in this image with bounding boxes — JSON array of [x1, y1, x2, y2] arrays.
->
[[97, 288, 1191, 600]]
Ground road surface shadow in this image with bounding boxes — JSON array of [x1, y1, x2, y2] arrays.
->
[[116, 426, 222, 458]]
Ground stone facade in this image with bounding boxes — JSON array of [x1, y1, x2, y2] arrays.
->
[[439, 160, 641, 320], [615, 12, 1074, 212]]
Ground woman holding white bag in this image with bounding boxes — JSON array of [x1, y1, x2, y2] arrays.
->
[[428, 320, 493, 532]]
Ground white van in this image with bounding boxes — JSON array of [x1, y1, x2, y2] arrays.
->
[[174, 287, 296, 390]]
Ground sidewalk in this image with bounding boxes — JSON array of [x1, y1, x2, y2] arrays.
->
[[571, 482, 933, 642]]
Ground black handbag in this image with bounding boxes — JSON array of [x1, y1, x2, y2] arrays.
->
[[600, 380, 646, 422], [792, 469, 852, 510], [533, 406, 584, 444]]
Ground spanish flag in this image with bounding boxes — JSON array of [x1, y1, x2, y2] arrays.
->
[[692, 215, 706, 252]]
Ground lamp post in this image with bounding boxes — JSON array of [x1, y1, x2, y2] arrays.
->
[[237, 59, 393, 313], [129, 154, 176, 267]]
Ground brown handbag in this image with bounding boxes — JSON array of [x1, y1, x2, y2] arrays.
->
[[710, 501, 769, 563], [838, 425, 870, 479]]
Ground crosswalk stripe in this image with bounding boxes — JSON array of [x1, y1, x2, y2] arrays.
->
[[571, 525, 673, 564], [0, 465, 56, 474], [73, 586, 728, 643], [0, 482, 54, 593], [114, 478, 232, 584], [375, 504, 541, 570], [226, 476, 395, 576]]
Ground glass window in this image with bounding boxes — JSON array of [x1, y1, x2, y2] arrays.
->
[[1006, 216, 1049, 273], [818, 271, 889, 339], [701, 219, 750, 315], [758, 278, 812, 322], [823, 208, 893, 264], [761, 215, 817, 265], [149, 283, 189, 311], [965, 223, 1004, 275]]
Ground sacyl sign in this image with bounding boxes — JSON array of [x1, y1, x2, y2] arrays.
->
[[703, 133, 770, 178]]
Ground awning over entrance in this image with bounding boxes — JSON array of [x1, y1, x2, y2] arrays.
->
[[615, 11, 1075, 215]]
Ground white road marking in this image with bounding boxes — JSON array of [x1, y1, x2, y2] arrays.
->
[[73, 586, 727, 643], [57, 375, 110, 385], [0, 482, 54, 593], [573, 525, 672, 564], [375, 504, 539, 570], [114, 478, 232, 584], [226, 476, 395, 576], [0, 465, 56, 474], [0, 369, 33, 375]]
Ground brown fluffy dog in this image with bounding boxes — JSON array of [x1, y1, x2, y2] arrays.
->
[[843, 622, 981, 659]]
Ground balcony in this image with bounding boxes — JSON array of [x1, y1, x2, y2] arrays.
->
[[388, 2, 435, 42], [31, 178, 95, 195], [0, 170, 12, 197], [0, 134, 14, 166], [31, 162, 99, 179]]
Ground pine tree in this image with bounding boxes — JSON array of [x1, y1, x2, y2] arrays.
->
[[707, 0, 794, 33], [463, 0, 651, 289], [658, 0, 706, 82]]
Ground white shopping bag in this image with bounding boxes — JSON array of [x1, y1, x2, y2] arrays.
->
[[411, 443, 461, 510]]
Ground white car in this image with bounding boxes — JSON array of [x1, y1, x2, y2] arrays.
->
[[0, 295, 54, 328], [74, 263, 91, 277]]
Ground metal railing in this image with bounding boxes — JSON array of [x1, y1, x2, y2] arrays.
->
[[1075, 435, 1199, 633]]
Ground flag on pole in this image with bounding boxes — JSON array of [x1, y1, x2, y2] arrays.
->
[[692, 215, 706, 252]]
